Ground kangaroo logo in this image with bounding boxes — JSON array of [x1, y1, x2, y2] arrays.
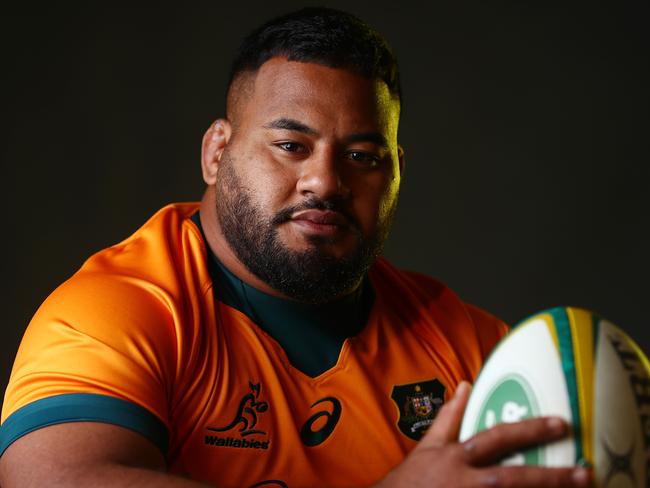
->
[[208, 382, 269, 436]]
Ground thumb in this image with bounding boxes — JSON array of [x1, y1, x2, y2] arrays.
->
[[420, 381, 471, 448]]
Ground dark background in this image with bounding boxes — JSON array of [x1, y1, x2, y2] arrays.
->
[[1, 3, 648, 396]]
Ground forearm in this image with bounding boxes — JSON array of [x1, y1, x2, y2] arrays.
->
[[0, 424, 212, 488], [2, 464, 211, 488]]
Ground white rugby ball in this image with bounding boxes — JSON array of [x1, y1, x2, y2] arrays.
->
[[459, 307, 649, 488]]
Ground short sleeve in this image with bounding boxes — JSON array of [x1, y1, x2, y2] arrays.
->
[[0, 271, 178, 456], [465, 303, 509, 361]]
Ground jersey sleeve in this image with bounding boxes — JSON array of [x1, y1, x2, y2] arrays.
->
[[0, 271, 178, 456], [464, 303, 509, 361]]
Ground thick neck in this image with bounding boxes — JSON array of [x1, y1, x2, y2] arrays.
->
[[191, 210, 374, 377]]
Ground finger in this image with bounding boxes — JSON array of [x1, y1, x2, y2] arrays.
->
[[462, 416, 569, 466], [420, 381, 471, 447], [472, 465, 591, 487]]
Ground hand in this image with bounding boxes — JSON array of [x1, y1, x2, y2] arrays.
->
[[376, 382, 591, 487]]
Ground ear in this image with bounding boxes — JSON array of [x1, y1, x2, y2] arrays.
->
[[397, 144, 406, 176], [201, 119, 232, 185]]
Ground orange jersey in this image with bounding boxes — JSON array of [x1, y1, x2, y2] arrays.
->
[[1, 203, 507, 487]]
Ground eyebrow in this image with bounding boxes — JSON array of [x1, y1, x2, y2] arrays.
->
[[345, 132, 388, 149], [263, 118, 319, 136], [263, 117, 388, 149]]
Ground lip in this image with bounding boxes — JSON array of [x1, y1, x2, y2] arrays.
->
[[290, 210, 349, 236], [291, 210, 349, 226]]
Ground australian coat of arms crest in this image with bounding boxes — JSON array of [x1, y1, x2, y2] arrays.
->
[[390, 379, 446, 440]]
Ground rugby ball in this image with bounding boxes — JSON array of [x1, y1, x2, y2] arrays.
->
[[459, 307, 649, 488]]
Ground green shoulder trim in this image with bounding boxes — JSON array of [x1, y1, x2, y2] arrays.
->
[[0, 393, 168, 456]]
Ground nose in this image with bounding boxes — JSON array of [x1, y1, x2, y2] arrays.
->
[[295, 148, 350, 200]]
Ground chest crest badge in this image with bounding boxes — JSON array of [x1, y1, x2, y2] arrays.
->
[[390, 379, 446, 441]]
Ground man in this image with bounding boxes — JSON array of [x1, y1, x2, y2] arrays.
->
[[0, 8, 590, 487]]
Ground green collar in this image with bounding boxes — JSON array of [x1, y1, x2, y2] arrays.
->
[[192, 212, 374, 377]]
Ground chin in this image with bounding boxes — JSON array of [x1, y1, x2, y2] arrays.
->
[[301, 238, 359, 258]]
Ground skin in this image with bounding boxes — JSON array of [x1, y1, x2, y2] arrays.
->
[[0, 58, 592, 487], [199, 57, 404, 300], [377, 383, 591, 487]]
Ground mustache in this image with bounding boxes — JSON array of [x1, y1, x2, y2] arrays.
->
[[271, 197, 360, 230]]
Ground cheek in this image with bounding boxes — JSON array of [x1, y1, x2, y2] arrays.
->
[[353, 175, 400, 230], [377, 182, 400, 224], [237, 147, 298, 208], [258, 170, 298, 212]]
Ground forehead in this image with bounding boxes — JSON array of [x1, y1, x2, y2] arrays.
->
[[239, 57, 399, 138]]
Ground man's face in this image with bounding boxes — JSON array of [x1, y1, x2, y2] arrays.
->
[[214, 57, 403, 303]]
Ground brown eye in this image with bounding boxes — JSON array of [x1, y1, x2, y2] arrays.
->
[[348, 151, 379, 166], [277, 142, 303, 152]]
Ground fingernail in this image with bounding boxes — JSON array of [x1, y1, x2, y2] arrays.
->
[[572, 467, 589, 485], [463, 440, 477, 454], [546, 417, 566, 434], [454, 382, 470, 399]]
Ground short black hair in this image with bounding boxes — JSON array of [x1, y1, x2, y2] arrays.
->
[[228, 7, 401, 103]]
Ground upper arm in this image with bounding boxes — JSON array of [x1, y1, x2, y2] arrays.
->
[[1, 272, 177, 461], [0, 422, 166, 487]]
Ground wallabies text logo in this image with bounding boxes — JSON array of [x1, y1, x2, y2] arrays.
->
[[205, 381, 270, 450], [391, 379, 445, 440]]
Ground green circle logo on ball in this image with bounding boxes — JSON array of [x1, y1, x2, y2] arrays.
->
[[474, 374, 544, 465]]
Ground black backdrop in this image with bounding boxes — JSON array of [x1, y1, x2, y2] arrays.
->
[[1, 3, 648, 396]]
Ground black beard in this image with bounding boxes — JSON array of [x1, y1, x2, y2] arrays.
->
[[215, 153, 395, 304]]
